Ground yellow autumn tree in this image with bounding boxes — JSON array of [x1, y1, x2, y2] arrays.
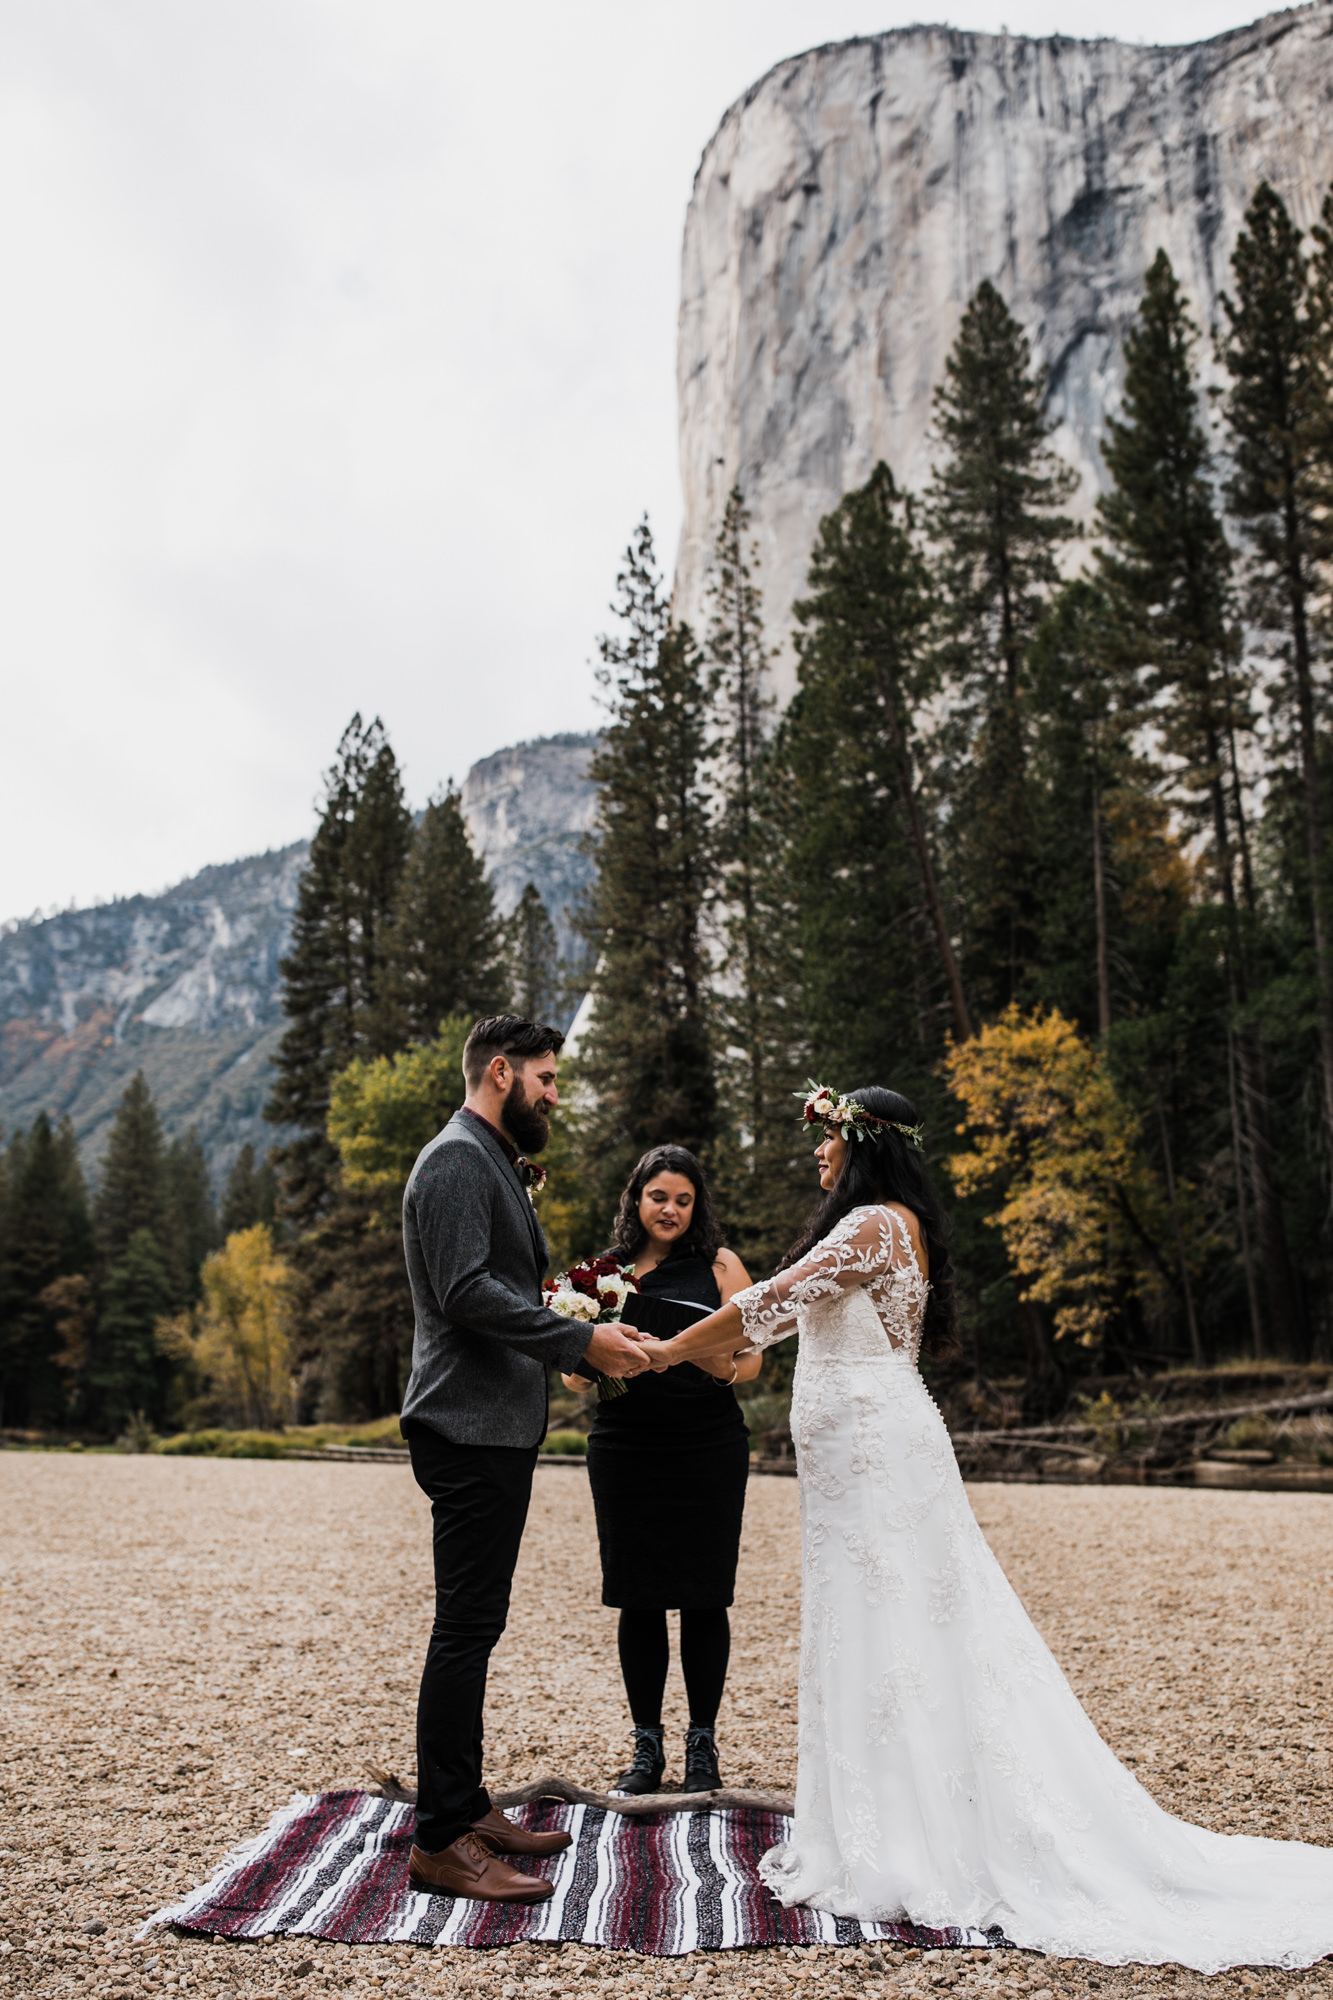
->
[[944, 1005, 1165, 1347], [161, 1224, 294, 1429]]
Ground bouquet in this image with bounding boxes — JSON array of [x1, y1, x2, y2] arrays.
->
[[545, 1255, 640, 1400]]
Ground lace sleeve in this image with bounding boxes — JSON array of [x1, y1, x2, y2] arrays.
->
[[731, 1206, 918, 1351]]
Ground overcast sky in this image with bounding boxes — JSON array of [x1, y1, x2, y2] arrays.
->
[[0, 0, 1266, 924]]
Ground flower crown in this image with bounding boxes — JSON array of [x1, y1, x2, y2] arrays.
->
[[796, 1079, 925, 1152]]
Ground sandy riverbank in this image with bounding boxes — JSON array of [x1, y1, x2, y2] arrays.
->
[[2, 1457, 1331, 2000]]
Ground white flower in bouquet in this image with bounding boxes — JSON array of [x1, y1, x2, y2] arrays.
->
[[595, 1274, 632, 1313], [547, 1287, 600, 1323]]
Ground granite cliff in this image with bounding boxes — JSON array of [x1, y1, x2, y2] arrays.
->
[[0, 735, 598, 1183], [673, 4, 1333, 696]]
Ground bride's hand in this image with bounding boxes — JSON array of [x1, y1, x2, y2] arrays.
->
[[637, 1337, 674, 1372]]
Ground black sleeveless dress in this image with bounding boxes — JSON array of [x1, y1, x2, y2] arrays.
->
[[585, 1249, 750, 1610]]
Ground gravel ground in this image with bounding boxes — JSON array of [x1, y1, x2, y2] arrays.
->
[[2, 1456, 1332, 2000]]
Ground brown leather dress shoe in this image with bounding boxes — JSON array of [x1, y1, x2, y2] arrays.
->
[[471, 1804, 573, 1857], [408, 1831, 554, 1903]]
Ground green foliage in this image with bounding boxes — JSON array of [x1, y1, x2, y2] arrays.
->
[[329, 1016, 470, 1192], [575, 519, 717, 1214], [542, 1429, 588, 1456]]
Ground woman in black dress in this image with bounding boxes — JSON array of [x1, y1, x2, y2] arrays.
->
[[562, 1145, 759, 1795]]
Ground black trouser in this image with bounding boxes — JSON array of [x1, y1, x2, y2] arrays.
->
[[405, 1423, 538, 1854]]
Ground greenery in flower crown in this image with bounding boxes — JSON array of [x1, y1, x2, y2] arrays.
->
[[795, 1079, 925, 1152]]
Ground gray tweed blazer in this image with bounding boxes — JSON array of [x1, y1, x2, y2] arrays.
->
[[399, 1109, 593, 1448]]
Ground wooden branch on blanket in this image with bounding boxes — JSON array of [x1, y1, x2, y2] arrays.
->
[[366, 1765, 794, 1817]]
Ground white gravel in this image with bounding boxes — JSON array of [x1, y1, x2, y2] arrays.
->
[[2, 1455, 1332, 2000]]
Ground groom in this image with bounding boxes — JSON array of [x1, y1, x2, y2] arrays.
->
[[399, 1014, 649, 1902]]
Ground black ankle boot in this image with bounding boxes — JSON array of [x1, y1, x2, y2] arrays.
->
[[681, 1724, 721, 1794], [611, 1725, 666, 1796]]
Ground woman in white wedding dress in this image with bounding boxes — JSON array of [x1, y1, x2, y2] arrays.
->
[[642, 1081, 1333, 1972]]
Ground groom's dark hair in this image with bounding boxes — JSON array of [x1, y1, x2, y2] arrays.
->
[[462, 1014, 565, 1089]]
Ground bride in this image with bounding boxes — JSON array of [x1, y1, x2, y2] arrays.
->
[[640, 1081, 1333, 1972]]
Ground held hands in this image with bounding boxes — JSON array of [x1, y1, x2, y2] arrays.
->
[[580, 1323, 652, 1379]]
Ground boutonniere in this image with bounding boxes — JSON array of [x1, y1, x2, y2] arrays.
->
[[516, 1157, 547, 1204]]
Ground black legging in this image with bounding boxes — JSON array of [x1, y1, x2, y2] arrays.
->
[[617, 1606, 731, 1729]]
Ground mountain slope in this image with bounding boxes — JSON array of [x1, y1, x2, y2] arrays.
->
[[0, 734, 598, 1183]]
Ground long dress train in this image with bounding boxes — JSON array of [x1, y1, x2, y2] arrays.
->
[[731, 1204, 1333, 1971]]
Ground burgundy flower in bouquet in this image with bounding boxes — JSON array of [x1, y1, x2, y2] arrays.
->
[[545, 1255, 640, 1400]]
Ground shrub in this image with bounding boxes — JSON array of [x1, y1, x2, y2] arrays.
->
[[155, 1429, 287, 1459], [1225, 1416, 1276, 1451], [543, 1429, 588, 1456]]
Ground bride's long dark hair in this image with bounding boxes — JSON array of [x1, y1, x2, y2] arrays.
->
[[781, 1084, 960, 1359]]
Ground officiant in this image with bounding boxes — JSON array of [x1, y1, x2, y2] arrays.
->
[[562, 1145, 758, 1797]]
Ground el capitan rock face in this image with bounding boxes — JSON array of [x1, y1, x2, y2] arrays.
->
[[673, 4, 1333, 697]]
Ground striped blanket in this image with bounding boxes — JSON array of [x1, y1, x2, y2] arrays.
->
[[144, 1791, 1008, 1956]]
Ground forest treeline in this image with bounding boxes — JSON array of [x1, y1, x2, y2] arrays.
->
[[4, 179, 1333, 1430]]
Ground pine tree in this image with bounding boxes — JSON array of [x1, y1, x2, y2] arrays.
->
[[381, 786, 507, 1043], [265, 715, 413, 1234], [165, 1128, 219, 1301], [1099, 247, 1297, 1355], [1222, 185, 1333, 1161], [221, 1143, 278, 1237], [0, 1113, 94, 1427], [576, 520, 716, 1213], [92, 1227, 172, 1434], [795, 463, 971, 1042], [703, 489, 812, 1267], [504, 883, 561, 1023], [927, 282, 1076, 1016], [94, 1073, 170, 1273]]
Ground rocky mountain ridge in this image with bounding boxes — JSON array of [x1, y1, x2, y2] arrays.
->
[[672, 4, 1333, 698], [0, 734, 598, 1184]]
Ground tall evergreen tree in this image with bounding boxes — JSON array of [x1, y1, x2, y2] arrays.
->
[[704, 489, 811, 1267], [220, 1144, 278, 1232], [1222, 185, 1333, 1160], [1027, 581, 1143, 1037], [504, 882, 562, 1024], [1099, 247, 1297, 1354], [94, 1072, 170, 1273], [0, 1114, 94, 1427], [795, 463, 971, 1042], [221, 1143, 278, 1238], [92, 1227, 172, 1434], [576, 519, 716, 1212], [265, 714, 413, 1234], [380, 786, 507, 1044], [165, 1128, 219, 1301], [927, 282, 1076, 1015]]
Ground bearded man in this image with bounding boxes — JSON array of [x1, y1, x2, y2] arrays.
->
[[399, 1013, 649, 1901]]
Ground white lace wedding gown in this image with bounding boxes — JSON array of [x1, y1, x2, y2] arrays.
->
[[731, 1204, 1333, 1971]]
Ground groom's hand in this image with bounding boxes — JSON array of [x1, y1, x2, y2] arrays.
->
[[581, 1324, 651, 1379]]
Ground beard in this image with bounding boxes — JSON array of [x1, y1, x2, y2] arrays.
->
[[502, 1075, 551, 1155]]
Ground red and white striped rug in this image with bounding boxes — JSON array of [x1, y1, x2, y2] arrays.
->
[[144, 1791, 1008, 1956]]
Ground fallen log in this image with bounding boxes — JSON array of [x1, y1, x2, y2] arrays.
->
[[366, 1765, 794, 1817]]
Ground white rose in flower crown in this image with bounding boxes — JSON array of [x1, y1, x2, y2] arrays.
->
[[548, 1288, 600, 1323], [596, 1274, 632, 1312], [811, 1091, 837, 1121]]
